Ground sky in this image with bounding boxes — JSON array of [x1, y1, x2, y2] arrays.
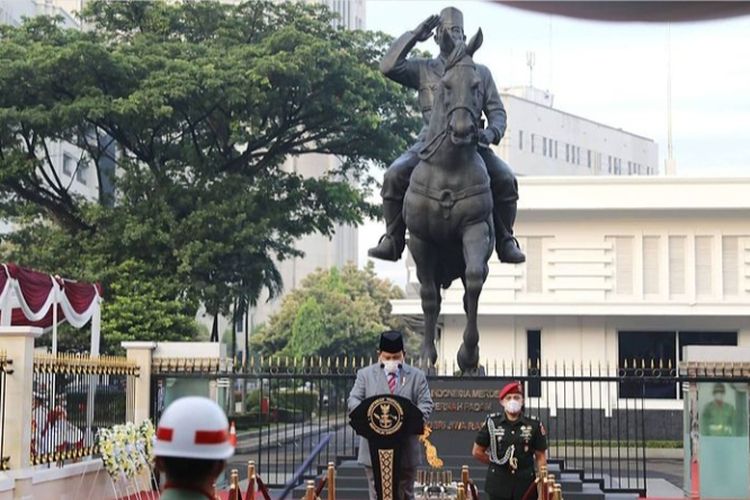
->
[[357, 0, 750, 286]]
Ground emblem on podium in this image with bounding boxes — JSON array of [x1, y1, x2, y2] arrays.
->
[[368, 397, 405, 436]]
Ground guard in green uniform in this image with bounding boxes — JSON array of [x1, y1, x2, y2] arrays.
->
[[472, 381, 548, 500], [701, 383, 738, 437], [154, 396, 235, 500]]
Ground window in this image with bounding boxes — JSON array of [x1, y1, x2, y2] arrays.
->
[[620, 331, 738, 399], [542, 137, 547, 156], [554, 140, 558, 159], [526, 330, 541, 397], [669, 236, 686, 295], [531, 134, 535, 153], [643, 236, 660, 294], [62, 154, 74, 176], [576, 146, 581, 165], [76, 162, 88, 185], [608, 155, 612, 173], [518, 130, 523, 151], [565, 144, 570, 162], [722, 236, 739, 295], [695, 236, 713, 295], [587, 150, 592, 168], [678, 332, 737, 362], [524, 237, 543, 293], [612, 236, 634, 294], [618, 331, 676, 398]]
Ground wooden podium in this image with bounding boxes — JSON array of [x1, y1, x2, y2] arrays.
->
[[350, 395, 424, 500]]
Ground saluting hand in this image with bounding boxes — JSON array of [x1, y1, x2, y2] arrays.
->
[[414, 14, 441, 42]]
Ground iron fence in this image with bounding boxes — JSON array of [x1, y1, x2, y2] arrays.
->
[[150, 356, 750, 496], [32, 353, 138, 466], [0, 350, 10, 471]]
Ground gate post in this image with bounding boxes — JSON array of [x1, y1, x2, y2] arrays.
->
[[0, 326, 42, 469], [122, 341, 157, 424]]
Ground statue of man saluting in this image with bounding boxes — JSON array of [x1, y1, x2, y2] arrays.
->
[[369, 7, 525, 265]]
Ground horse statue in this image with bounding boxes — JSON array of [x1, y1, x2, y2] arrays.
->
[[403, 29, 492, 375]]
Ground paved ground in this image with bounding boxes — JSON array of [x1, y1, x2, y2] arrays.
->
[[645, 459, 682, 488]]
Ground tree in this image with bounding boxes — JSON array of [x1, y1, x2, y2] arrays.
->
[[0, 1, 419, 348], [250, 262, 410, 359]]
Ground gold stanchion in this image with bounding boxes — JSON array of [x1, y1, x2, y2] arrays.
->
[[457, 482, 467, 500], [247, 460, 256, 499], [327, 462, 336, 500], [305, 479, 316, 500], [461, 465, 470, 490], [228, 469, 241, 500], [552, 484, 563, 500]]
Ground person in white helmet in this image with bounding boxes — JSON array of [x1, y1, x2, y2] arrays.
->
[[153, 396, 235, 500]]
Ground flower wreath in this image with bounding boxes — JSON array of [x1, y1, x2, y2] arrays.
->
[[97, 421, 155, 481]]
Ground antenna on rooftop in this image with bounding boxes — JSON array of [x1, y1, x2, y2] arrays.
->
[[665, 23, 676, 175], [526, 51, 536, 88]]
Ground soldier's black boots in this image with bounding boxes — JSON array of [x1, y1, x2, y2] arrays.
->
[[494, 201, 525, 264], [368, 199, 406, 261]]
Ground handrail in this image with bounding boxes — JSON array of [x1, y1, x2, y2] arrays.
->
[[277, 432, 333, 500]]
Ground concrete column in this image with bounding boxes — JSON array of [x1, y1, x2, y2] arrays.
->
[[0, 326, 43, 469], [122, 341, 157, 425]]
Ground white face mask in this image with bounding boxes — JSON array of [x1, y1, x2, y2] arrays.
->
[[504, 399, 523, 415], [715, 393, 725, 403], [382, 359, 402, 374]]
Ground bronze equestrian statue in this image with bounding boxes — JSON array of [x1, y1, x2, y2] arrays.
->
[[369, 8, 523, 374]]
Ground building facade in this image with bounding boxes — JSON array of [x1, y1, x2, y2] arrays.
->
[[392, 177, 750, 412], [494, 86, 659, 177]]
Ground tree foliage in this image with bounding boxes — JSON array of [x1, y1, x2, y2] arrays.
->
[[0, 1, 418, 348], [250, 262, 409, 359]]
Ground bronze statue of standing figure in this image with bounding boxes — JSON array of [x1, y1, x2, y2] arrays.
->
[[369, 7, 523, 374]]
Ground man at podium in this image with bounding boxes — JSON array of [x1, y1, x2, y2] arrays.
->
[[348, 330, 434, 500]]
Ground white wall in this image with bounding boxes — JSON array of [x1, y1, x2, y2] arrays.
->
[[399, 177, 750, 314], [394, 177, 750, 408], [494, 89, 659, 177]]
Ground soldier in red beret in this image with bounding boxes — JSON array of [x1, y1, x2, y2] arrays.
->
[[472, 381, 548, 499]]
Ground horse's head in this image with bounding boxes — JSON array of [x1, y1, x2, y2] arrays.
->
[[440, 28, 484, 146]]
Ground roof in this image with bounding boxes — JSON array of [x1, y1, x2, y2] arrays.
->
[[518, 176, 750, 212], [500, 92, 656, 143]]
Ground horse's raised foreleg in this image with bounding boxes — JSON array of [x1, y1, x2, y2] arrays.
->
[[407, 234, 441, 369], [457, 219, 493, 374]]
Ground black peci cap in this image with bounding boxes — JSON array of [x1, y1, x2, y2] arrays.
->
[[379, 330, 404, 353]]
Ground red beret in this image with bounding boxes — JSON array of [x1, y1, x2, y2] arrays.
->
[[499, 381, 523, 400]]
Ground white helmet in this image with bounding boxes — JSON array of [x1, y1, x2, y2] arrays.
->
[[154, 396, 234, 460]]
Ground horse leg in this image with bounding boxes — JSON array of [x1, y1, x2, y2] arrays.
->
[[407, 234, 441, 369], [457, 219, 492, 374]]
